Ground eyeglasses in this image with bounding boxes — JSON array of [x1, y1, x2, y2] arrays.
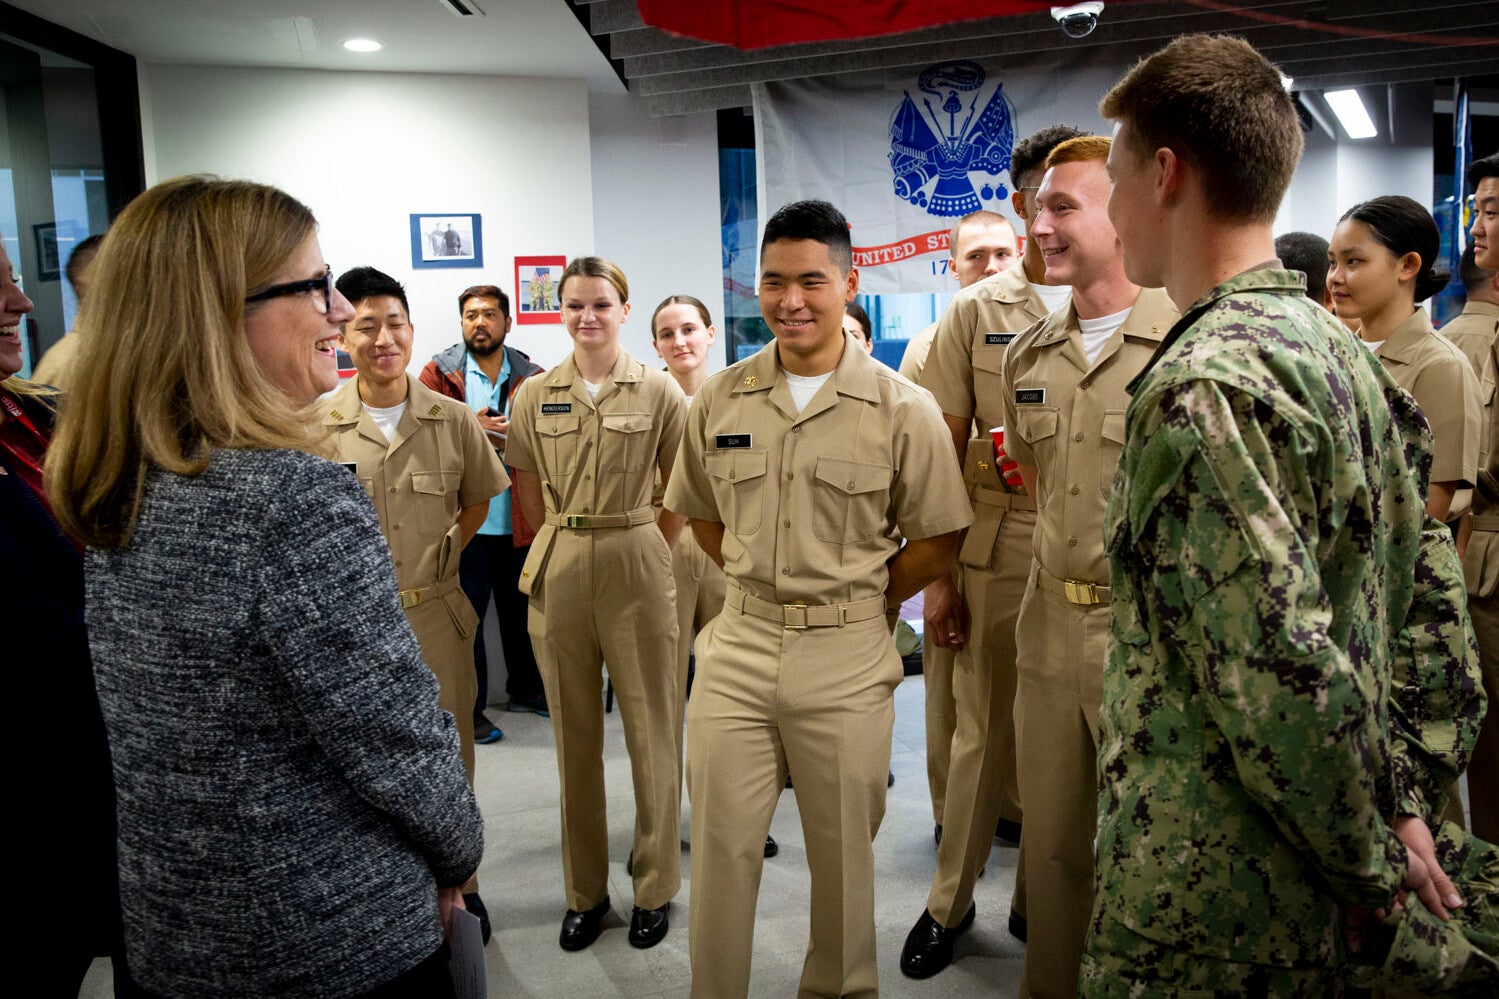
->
[[245, 265, 333, 314]]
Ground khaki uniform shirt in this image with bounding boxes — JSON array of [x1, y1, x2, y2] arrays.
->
[[1001, 288, 1178, 584], [507, 349, 685, 524], [322, 376, 508, 591], [898, 321, 937, 382], [1374, 309, 1482, 487], [1442, 301, 1499, 480], [32, 330, 82, 392], [664, 335, 971, 606]]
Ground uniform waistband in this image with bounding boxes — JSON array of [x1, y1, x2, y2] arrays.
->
[[725, 581, 888, 629], [1472, 515, 1499, 532], [544, 506, 656, 530], [399, 573, 463, 610], [972, 483, 1036, 512], [1033, 563, 1110, 606]]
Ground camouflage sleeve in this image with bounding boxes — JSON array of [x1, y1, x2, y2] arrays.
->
[[1132, 379, 1405, 907], [1388, 518, 1486, 819]]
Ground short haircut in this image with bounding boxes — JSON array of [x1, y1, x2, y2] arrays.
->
[[948, 210, 1013, 254], [65, 233, 105, 296], [844, 300, 872, 342], [761, 200, 853, 273], [559, 256, 629, 304], [652, 294, 713, 337], [336, 266, 409, 317], [1274, 231, 1330, 302], [1471, 152, 1499, 190], [458, 284, 509, 317], [1100, 34, 1302, 223], [1044, 134, 1112, 170], [1011, 125, 1090, 188], [1459, 244, 1495, 292], [1340, 195, 1450, 304]]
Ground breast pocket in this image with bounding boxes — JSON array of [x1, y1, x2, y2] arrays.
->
[[811, 456, 892, 545], [1013, 407, 1058, 502], [972, 342, 1006, 406], [705, 449, 768, 536], [410, 469, 461, 536], [1100, 410, 1127, 499], [601, 412, 655, 473], [535, 415, 581, 482]]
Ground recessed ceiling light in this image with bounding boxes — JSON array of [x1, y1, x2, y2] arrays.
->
[[1325, 89, 1377, 140], [343, 38, 383, 53]]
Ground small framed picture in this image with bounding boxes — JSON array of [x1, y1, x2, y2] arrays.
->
[[515, 255, 567, 325], [410, 213, 483, 269], [33, 222, 61, 281]]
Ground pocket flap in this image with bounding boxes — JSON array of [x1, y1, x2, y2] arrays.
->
[[602, 412, 653, 434], [411, 470, 454, 496], [814, 456, 892, 495], [1101, 410, 1128, 444], [972, 344, 1006, 375], [536, 416, 580, 437], [1015, 407, 1058, 444], [706, 449, 768, 483]]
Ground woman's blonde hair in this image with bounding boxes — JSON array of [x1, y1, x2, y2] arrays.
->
[[2, 376, 58, 405], [45, 175, 322, 548], [558, 255, 629, 304]]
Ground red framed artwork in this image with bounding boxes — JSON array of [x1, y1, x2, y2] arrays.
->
[[515, 255, 566, 325]]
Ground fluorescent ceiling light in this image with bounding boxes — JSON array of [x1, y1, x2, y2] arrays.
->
[[343, 38, 383, 53], [1325, 89, 1376, 139], [1279, 73, 1293, 91]]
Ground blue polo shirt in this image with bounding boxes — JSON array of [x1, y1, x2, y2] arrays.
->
[[464, 350, 513, 536]]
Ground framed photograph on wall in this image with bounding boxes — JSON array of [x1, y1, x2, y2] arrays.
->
[[410, 213, 483, 269], [33, 222, 61, 281], [515, 255, 566, 325]]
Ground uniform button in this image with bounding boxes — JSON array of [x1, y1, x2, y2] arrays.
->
[[729, 471, 736, 480], [388, 486, 397, 493], [1074, 432, 1084, 442], [394, 559, 402, 566], [781, 567, 791, 575], [1068, 536, 1078, 547], [584, 474, 591, 481], [1069, 484, 1079, 495], [783, 519, 791, 528], [847, 479, 856, 489], [584, 440, 592, 448], [393, 524, 400, 530], [792, 426, 801, 433], [787, 472, 795, 481], [1080, 379, 1091, 389]]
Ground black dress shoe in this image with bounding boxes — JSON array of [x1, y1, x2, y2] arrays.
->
[[899, 904, 976, 979], [934, 823, 943, 846], [764, 835, 779, 858], [559, 897, 610, 951], [1008, 908, 1028, 943], [626, 849, 633, 876], [628, 902, 670, 948], [462, 891, 492, 945], [995, 816, 1021, 847], [888, 769, 895, 787]]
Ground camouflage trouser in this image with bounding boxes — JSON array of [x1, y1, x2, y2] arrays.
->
[[1079, 917, 1342, 998]]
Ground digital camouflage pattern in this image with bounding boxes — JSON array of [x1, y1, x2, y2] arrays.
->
[[1088, 269, 1485, 982]]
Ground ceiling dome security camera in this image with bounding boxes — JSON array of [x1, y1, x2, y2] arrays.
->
[[1051, 3, 1104, 38]]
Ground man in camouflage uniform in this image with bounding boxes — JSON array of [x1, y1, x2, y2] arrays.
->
[[1083, 34, 1485, 994]]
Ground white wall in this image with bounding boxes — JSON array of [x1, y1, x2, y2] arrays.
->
[[139, 64, 598, 371], [588, 92, 726, 373]]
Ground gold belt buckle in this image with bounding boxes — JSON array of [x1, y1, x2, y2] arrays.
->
[[784, 603, 809, 630], [564, 514, 591, 529], [400, 589, 422, 609], [1063, 580, 1099, 605]]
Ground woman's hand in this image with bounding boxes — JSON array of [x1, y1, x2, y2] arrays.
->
[[439, 885, 467, 937]]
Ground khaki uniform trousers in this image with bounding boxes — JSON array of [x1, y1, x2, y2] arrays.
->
[[923, 641, 956, 825], [527, 523, 681, 912], [686, 597, 901, 999], [928, 495, 1034, 927], [1468, 526, 1499, 844], [1015, 563, 1110, 999], [671, 528, 726, 774]]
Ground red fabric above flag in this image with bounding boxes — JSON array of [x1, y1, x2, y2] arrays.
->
[[637, 0, 1059, 50]]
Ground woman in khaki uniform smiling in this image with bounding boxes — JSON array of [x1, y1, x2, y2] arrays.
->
[[507, 256, 687, 952]]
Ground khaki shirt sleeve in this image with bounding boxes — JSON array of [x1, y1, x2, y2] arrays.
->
[[656, 380, 687, 481], [891, 390, 974, 540], [923, 295, 977, 419], [456, 407, 510, 506], [663, 390, 719, 522], [504, 378, 540, 474], [1418, 353, 1482, 486]]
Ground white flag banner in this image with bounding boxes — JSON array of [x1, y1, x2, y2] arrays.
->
[[754, 60, 1118, 295]]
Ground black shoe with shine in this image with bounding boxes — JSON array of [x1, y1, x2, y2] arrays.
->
[[995, 816, 1021, 846], [764, 835, 779, 858], [462, 891, 492, 945], [628, 902, 670, 949], [934, 823, 943, 846], [1008, 908, 1028, 943], [559, 897, 610, 951], [626, 848, 633, 876], [899, 904, 976, 979], [888, 769, 895, 787]]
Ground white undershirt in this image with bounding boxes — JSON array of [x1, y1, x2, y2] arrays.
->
[[1031, 281, 1072, 314], [1363, 339, 1386, 354], [1078, 308, 1131, 366], [782, 370, 833, 414], [583, 379, 602, 397], [365, 401, 407, 443]]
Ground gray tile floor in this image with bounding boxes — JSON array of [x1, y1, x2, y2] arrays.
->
[[81, 674, 1026, 997]]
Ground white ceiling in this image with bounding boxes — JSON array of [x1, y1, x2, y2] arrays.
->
[[8, 0, 625, 91]]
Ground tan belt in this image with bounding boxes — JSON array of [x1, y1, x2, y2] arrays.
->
[[1472, 515, 1499, 532], [1034, 563, 1110, 606], [725, 582, 888, 629], [399, 573, 462, 611], [972, 482, 1036, 512], [544, 505, 656, 530]]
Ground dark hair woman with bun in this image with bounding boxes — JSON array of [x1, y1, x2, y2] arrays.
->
[[1330, 195, 1483, 522]]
